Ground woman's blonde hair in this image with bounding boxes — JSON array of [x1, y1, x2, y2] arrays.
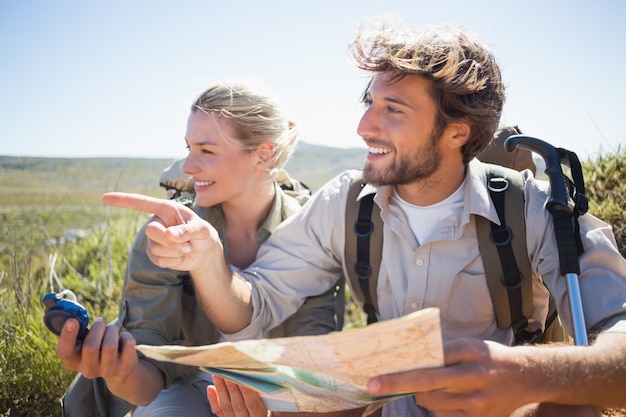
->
[[191, 79, 298, 174]]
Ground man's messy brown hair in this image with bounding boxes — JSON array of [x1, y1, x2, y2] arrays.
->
[[349, 17, 506, 163]]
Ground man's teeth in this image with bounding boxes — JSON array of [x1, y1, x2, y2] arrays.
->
[[196, 181, 215, 186], [368, 146, 390, 154]]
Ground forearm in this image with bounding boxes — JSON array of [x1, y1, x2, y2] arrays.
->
[[190, 253, 254, 334], [518, 331, 626, 407], [106, 358, 165, 406]]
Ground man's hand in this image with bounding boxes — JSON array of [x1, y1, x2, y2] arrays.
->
[[367, 338, 531, 417], [102, 192, 220, 272], [366, 337, 609, 417]]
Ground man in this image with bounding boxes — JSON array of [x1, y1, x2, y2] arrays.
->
[[103, 18, 626, 417]]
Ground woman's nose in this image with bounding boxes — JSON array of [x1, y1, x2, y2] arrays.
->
[[182, 156, 196, 174]]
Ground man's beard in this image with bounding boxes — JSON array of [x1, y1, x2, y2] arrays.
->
[[362, 130, 443, 186]]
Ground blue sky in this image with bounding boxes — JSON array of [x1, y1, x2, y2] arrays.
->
[[1, 1, 624, 160]]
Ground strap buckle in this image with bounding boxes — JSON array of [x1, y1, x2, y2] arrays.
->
[[488, 177, 509, 193], [501, 269, 523, 289], [490, 227, 513, 246], [354, 260, 372, 279], [354, 220, 373, 238]]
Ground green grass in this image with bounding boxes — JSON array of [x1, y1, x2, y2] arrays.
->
[[0, 155, 167, 417], [0, 146, 624, 417], [0, 208, 149, 417]]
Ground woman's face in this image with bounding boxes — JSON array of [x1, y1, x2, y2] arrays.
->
[[182, 110, 261, 208]]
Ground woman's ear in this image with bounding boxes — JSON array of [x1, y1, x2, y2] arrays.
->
[[255, 142, 275, 166]]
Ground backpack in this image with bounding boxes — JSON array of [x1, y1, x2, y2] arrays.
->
[[343, 126, 566, 345]]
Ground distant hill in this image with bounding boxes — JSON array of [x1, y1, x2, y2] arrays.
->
[[0, 142, 365, 208], [286, 142, 365, 190]]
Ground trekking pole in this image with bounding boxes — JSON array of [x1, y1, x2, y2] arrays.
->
[[504, 135, 589, 346]]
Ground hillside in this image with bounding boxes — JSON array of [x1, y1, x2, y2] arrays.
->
[[285, 142, 366, 190], [0, 142, 365, 208]]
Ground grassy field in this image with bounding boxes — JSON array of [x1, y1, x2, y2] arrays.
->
[[1, 144, 624, 417], [0, 156, 171, 417], [0, 145, 366, 417]]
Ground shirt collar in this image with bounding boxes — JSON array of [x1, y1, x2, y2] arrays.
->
[[192, 181, 294, 250], [465, 158, 501, 225], [256, 182, 290, 245]]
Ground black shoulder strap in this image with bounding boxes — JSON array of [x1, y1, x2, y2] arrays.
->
[[345, 166, 561, 343], [344, 173, 382, 325], [475, 163, 537, 343]]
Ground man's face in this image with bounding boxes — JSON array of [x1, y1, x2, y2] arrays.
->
[[357, 74, 443, 186]]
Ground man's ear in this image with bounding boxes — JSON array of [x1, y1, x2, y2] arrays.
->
[[445, 122, 471, 150], [255, 141, 275, 166]]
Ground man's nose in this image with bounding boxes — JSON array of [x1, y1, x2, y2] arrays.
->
[[357, 107, 379, 139]]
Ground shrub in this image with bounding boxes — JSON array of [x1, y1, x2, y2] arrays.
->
[[582, 146, 626, 257], [0, 212, 145, 417]]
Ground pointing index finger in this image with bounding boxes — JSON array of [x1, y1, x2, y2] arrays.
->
[[102, 192, 194, 229], [102, 192, 171, 215]]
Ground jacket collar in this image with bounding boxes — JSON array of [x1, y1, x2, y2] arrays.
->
[[193, 181, 303, 251]]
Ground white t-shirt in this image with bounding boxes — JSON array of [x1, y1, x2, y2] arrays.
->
[[391, 180, 465, 245]]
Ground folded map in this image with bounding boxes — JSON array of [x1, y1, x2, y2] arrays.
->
[[137, 307, 443, 414]]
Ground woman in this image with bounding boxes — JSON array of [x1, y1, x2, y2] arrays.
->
[[58, 79, 340, 417]]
